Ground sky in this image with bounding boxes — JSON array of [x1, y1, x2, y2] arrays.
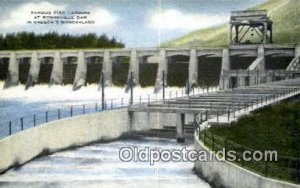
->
[[0, 0, 267, 47]]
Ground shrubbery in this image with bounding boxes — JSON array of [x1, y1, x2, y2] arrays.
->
[[209, 101, 300, 157]]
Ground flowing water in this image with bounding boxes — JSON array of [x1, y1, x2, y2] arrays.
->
[[0, 82, 212, 188], [0, 137, 211, 188], [0, 82, 209, 122]]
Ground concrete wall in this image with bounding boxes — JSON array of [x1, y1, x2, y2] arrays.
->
[[131, 112, 193, 130], [0, 108, 190, 174], [0, 109, 130, 173], [194, 136, 299, 188]]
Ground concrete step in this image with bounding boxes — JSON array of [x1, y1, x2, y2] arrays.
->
[[131, 121, 196, 139], [162, 126, 176, 130], [163, 123, 195, 129], [185, 130, 194, 134], [149, 128, 194, 135], [132, 131, 177, 139], [186, 122, 195, 126], [131, 129, 194, 139], [150, 128, 176, 132], [185, 125, 194, 129]]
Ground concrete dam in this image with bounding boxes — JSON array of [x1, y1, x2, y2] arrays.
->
[[0, 44, 299, 92], [1, 9, 300, 188]]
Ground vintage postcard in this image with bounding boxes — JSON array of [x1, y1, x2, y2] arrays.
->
[[0, 0, 299, 187]]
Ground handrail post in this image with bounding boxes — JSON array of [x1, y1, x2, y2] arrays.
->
[[224, 140, 227, 160], [162, 70, 165, 100], [9, 121, 12, 135], [20, 118, 24, 130], [241, 146, 245, 166], [212, 134, 215, 151], [227, 107, 230, 121], [186, 78, 190, 95], [58, 109, 61, 120], [130, 71, 134, 105], [33, 114, 36, 126]]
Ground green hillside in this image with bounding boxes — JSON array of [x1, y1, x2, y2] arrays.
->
[[164, 0, 300, 48]]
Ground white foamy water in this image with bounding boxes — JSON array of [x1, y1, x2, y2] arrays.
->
[[0, 82, 191, 120], [0, 137, 211, 188], [0, 81, 215, 138], [0, 82, 181, 105], [0, 81, 211, 123], [0, 82, 213, 187], [0, 82, 198, 138]]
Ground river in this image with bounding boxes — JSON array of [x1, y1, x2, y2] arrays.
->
[[0, 137, 210, 188], [0, 82, 211, 188]]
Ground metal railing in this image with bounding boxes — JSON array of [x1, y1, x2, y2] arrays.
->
[[193, 84, 300, 184], [194, 88, 299, 128], [0, 87, 214, 139], [0, 100, 125, 139], [198, 130, 300, 184]]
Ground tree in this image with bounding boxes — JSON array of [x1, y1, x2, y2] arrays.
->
[[0, 32, 125, 50]]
